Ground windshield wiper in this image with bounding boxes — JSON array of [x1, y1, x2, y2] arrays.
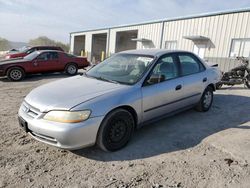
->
[[99, 77, 120, 84], [83, 74, 126, 84], [94, 76, 120, 84]]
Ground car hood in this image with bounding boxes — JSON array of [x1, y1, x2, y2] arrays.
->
[[25, 75, 128, 112], [0, 57, 27, 65]]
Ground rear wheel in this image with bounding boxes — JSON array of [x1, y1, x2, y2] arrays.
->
[[216, 83, 223, 89], [65, 63, 78, 75], [7, 67, 25, 81], [195, 86, 213, 112], [245, 74, 250, 89], [97, 109, 135, 151]]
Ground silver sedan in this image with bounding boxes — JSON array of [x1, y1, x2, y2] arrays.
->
[[18, 49, 221, 151]]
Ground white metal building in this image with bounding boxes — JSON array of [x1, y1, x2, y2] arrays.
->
[[70, 8, 250, 71]]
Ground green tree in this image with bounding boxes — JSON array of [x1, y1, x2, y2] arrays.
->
[[0, 37, 11, 51], [29, 36, 69, 52]]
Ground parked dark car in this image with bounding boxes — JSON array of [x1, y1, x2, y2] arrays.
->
[[4, 46, 64, 59], [0, 50, 90, 81]]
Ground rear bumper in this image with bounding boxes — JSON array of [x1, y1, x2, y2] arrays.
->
[[18, 106, 104, 150]]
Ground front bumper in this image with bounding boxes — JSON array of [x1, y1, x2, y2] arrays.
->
[[18, 105, 104, 150]]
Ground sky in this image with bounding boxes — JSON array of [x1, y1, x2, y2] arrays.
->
[[0, 0, 250, 44]]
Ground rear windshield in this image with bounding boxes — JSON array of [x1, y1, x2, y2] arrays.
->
[[65, 53, 77, 58]]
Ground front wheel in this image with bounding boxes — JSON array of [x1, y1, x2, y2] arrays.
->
[[65, 63, 78, 75], [195, 86, 213, 112], [97, 109, 135, 152], [7, 67, 25, 81]]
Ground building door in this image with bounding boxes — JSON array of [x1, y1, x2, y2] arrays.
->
[[193, 44, 206, 59], [115, 30, 138, 53], [91, 33, 107, 62]]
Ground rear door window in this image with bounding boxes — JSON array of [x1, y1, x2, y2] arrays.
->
[[178, 54, 205, 76]]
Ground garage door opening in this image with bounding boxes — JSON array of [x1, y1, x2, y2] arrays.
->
[[73, 35, 85, 56], [92, 33, 107, 62], [115, 30, 138, 53]]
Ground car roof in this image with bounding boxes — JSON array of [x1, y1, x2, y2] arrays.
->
[[119, 49, 191, 57], [31, 46, 62, 48], [35, 50, 64, 53]]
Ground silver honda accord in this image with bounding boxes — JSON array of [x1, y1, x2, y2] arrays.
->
[[18, 49, 221, 151]]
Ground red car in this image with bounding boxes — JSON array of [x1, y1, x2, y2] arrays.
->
[[0, 50, 89, 81], [5, 46, 64, 59]]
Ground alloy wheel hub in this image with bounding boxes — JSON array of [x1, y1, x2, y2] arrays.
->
[[204, 91, 212, 108]]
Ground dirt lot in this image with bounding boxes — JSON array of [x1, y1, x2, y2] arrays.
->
[[0, 73, 250, 188]]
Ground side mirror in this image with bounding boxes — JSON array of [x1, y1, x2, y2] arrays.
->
[[147, 74, 165, 84]]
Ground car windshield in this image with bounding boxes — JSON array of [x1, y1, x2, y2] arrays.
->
[[24, 51, 40, 60], [86, 53, 154, 85]]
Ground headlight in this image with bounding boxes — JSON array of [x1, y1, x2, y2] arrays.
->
[[43, 110, 91, 123], [5, 55, 10, 59]]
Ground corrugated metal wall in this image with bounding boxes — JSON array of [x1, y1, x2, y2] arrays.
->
[[70, 10, 250, 71], [162, 11, 250, 71]]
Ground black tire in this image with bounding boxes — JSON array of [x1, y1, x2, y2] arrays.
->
[[7, 67, 25, 81], [246, 82, 250, 89], [195, 86, 213, 112], [65, 63, 78, 75], [97, 109, 135, 152], [246, 75, 250, 89]]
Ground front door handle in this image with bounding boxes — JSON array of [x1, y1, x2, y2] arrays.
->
[[175, 85, 182, 90], [203, 77, 207, 82]]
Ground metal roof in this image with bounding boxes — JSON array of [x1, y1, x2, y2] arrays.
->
[[131, 38, 152, 42], [70, 7, 250, 35], [183, 36, 210, 41]]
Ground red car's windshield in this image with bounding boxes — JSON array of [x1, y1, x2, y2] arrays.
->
[[24, 51, 40, 60]]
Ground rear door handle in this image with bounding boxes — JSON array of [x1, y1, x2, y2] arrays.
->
[[175, 85, 182, 90], [203, 77, 207, 82]]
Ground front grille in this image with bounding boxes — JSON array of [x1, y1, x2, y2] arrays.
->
[[21, 101, 41, 119]]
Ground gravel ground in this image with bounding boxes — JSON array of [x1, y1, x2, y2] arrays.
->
[[0, 73, 250, 188]]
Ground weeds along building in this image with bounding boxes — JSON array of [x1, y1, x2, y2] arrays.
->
[[70, 8, 250, 71]]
